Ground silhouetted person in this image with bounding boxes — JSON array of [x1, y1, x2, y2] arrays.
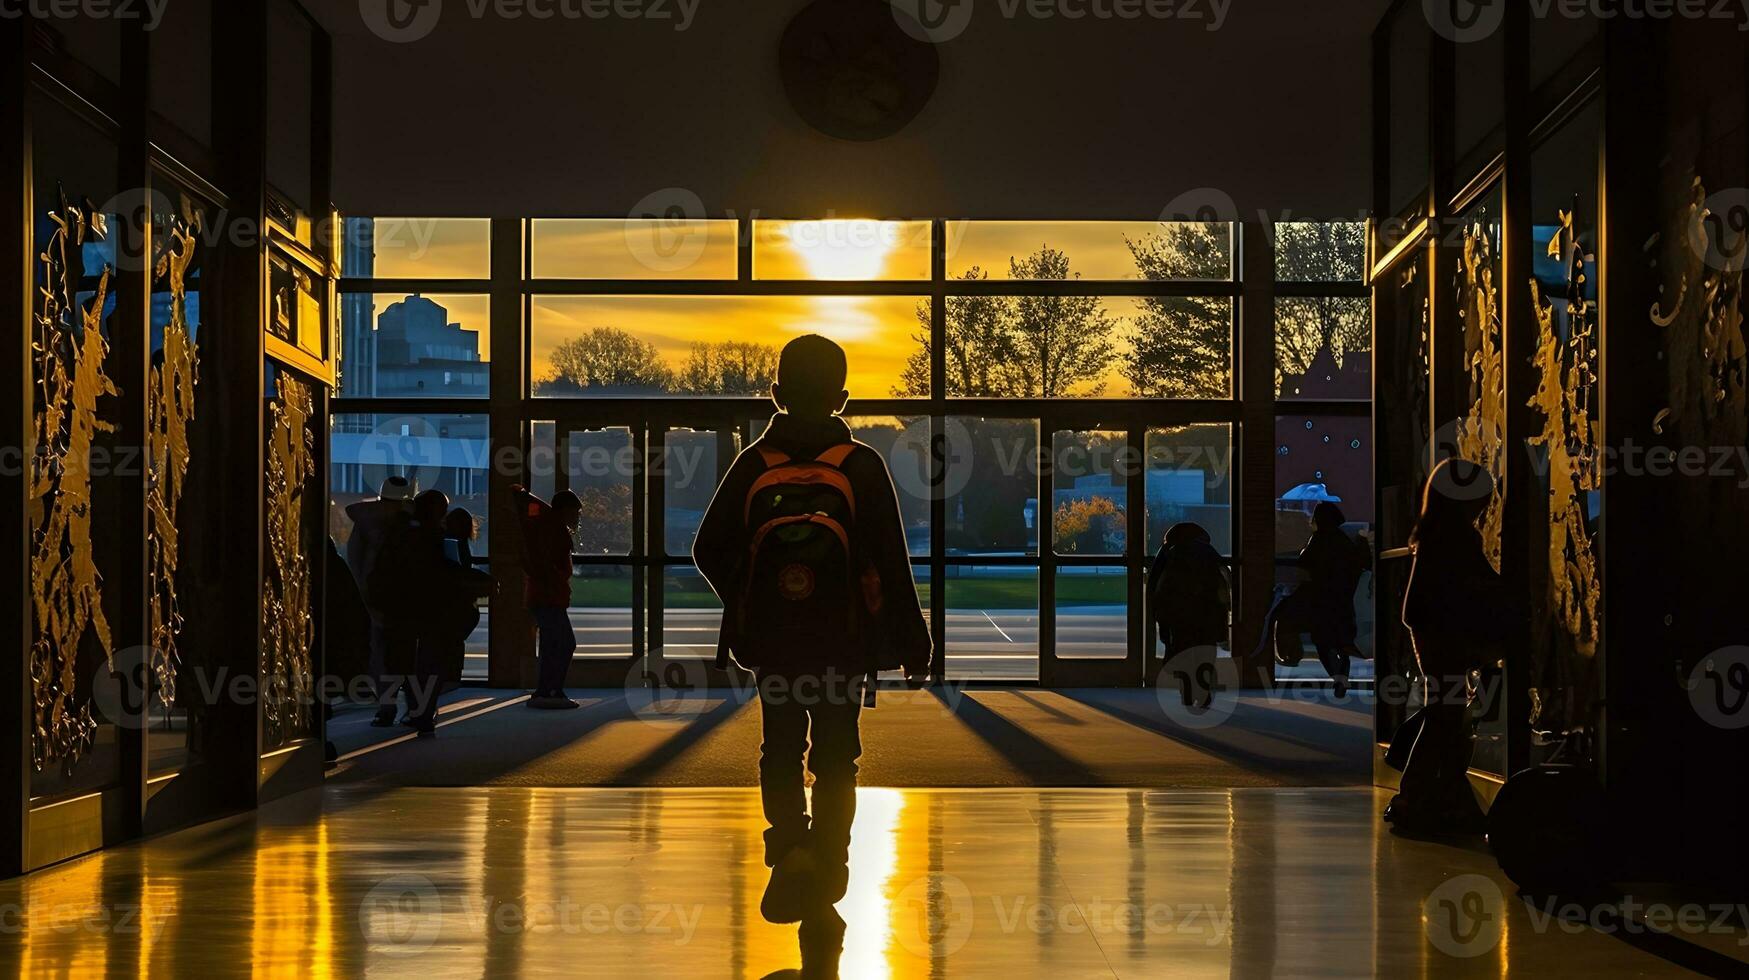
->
[[371, 490, 455, 737], [345, 476, 416, 726], [515, 485, 582, 709], [694, 334, 931, 928], [404, 507, 493, 734], [1387, 459, 1508, 834], [1147, 522, 1230, 707], [1297, 502, 1372, 698]]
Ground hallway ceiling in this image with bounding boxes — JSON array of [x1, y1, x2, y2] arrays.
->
[[307, 0, 1393, 220]]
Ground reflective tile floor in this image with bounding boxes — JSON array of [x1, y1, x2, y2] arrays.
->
[[1, 786, 1732, 977]]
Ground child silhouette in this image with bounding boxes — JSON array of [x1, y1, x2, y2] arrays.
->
[[694, 334, 931, 927]]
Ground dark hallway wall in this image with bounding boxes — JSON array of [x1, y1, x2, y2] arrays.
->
[[308, 0, 1388, 219]]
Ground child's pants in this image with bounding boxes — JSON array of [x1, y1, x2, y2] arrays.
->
[[757, 671, 864, 904]]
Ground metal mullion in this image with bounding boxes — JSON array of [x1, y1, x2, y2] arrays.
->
[[526, 278, 932, 297], [1275, 281, 1369, 299], [1053, 554, 1128, 568], [645, 425, 667, 680], [630, 419, 647, 667], [944, 279, 1238, 299], [1038, 417, 1057, 687], [929, 221, 947, 682], [940, 555, 1043, 568], [1276, 400, 1373, 418], [937, 398, 1241, 423], [1127, 424, 1147, 685], [337, 277, 491, 295], [332, 397, 490, 416]]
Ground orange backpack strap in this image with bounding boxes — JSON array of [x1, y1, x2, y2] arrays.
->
[[757, 446, 790, 468], [743, 443, 858, 522], [814, 443, 856, 468]]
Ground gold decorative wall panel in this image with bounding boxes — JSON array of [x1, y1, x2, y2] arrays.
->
[[1454, 217, 1507, 570], [29, 194, 117, 775], [261, 373, 316, 747], [1529, 210, 1602, 664], [1650, 177, 1748, 448], [146, 206, 202, 711]]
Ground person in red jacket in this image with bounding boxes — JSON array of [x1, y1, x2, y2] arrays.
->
[[515, 485, 582, 709]]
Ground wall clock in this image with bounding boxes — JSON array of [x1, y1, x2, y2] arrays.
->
[[779, 0, 941, 141]]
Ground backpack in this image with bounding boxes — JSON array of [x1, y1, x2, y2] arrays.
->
[[1150, 542, 1230, 649], [734, 442, 881, 671]]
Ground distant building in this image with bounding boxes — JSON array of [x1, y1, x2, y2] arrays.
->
[[1276, 345, 1372, 526], [331, 218, 490, 550], [373, 295, 487, 398]]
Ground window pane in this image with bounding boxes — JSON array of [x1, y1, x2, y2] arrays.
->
[[342, 217, 491, 279], [946, 221, 1233, 280], [1275, 414, 1372, 560], [339, 293, 489, 398], [946, 567, 1038, 681], [936, 295, 1231, 399], [531, 218, 738, 280], [1056, 568, 1127, 660], [845, 416, 933, 557], [945, 418, 1038, 557], [573, 565, 635, 659], [530, 295, 924, 398], [1273, 222, 1366, 282], [329, 412, 493, 556], [665, 427, 734, 556], [1145, 425, 1234, 557], [1051, 430, 1126, 557], [663, 567, 722, 659], [1276, 297, 1371, 400], [565, 427, 636, 556], [753, 220, 931, 280]]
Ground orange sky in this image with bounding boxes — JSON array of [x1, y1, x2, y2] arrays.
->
[[359, 218, 1240, 398]]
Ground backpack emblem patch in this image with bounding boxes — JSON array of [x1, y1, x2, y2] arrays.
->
[[777, 563, 816, 600]]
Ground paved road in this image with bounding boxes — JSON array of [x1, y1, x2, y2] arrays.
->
[[464, 608, 1375, 683]]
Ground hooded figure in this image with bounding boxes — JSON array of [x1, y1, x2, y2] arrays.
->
[[1147, 522, 1230, 706], [344, 476, 416, 725], [344, 475, 416, 611]]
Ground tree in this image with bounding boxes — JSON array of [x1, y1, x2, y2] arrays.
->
[[574, 483, 633, 555], [1054, 495, 1124, 554], [893, 252, 1117, 398], [1123, 225, 1232, 398], [674, 340, 779, 395], [1006, 247, 1117, 397], [894, 268, 1021, 397], [535, 326, 672, 395], [1272, 223, 1370, 395]]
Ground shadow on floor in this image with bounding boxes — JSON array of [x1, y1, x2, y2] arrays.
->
[[326, 685, 1373, 790]]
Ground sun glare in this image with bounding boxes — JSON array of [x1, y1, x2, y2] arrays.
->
[[784, 220, 899, 280]]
